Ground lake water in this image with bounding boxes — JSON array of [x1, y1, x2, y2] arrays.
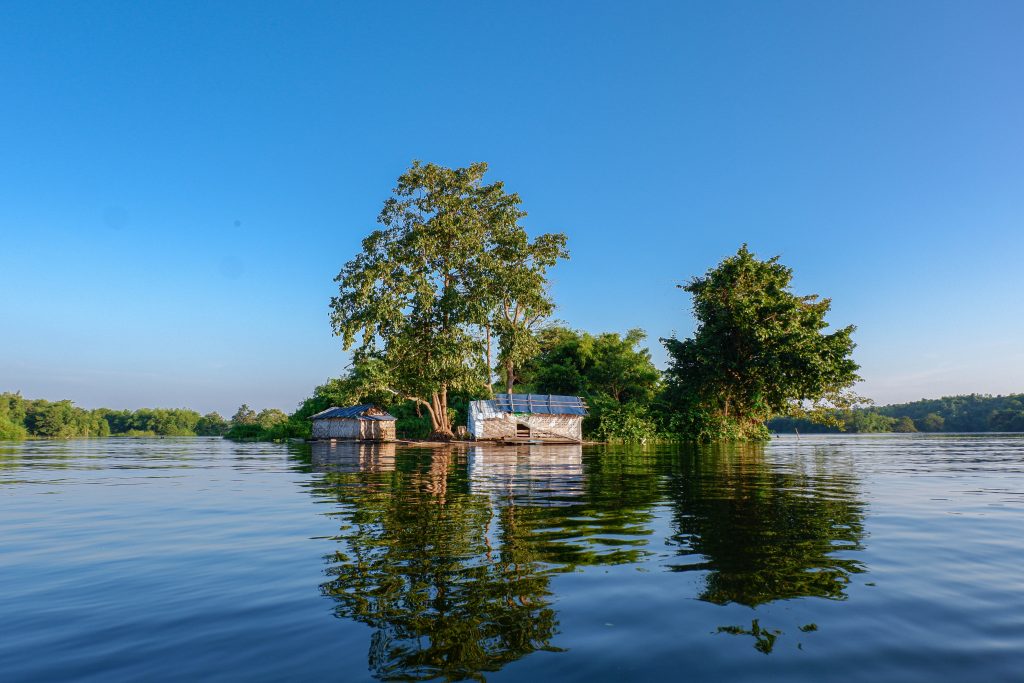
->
[[2, 435, 1023, 681]]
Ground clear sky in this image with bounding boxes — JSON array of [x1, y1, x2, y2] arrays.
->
[[2, 1, 1023, 416]]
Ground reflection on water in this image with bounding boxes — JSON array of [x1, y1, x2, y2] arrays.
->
[[310, 445, 562, 681], [307, 441, 867, 677], [312, 440, 398, 473], [8, 436, 1022, 682], [665, 442, 866, 606]]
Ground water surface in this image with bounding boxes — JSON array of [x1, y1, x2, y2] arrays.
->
[[2, 435, 1022, 681]]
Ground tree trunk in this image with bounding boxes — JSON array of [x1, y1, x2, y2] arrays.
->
[[428, 386, 455, 441], [485, 325, 494, 398], [504, 358, 515, 396]]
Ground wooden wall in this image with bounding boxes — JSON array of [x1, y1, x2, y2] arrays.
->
[[312, 418, 395, 441]]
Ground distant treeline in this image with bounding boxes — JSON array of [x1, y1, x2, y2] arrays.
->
[[769, 394, 1024, 434], [0, 392, 230, 440]]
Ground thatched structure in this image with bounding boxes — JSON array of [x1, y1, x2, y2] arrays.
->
[[310, 404, 396, 441]]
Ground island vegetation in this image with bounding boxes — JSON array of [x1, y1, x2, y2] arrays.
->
[[319, 161, 863, 442], [0, 393, 229, 439], [2, 162, 1021, 444]]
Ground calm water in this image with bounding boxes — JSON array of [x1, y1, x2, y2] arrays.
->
[[2, 435, 1023, 682]]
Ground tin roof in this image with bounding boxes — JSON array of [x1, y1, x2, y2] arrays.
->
[[491, 394, 588, 416], [309, 404, 397, 421]]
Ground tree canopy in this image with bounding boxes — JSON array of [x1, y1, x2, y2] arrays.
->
[[330, 161, 567, 438], [663, 245, 861, 441]]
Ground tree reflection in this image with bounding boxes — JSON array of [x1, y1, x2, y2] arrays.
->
[[305, 440, 869, 674], [311, 445, 561, 681], [665, 442, 866, 607]]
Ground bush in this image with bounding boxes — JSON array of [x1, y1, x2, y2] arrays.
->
[[595, 403, 661, 443], [0, 415, 28, 440]]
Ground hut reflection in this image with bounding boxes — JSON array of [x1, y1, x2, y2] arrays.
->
[[467, 444, 584, 503], [311, 440, 397, 473]]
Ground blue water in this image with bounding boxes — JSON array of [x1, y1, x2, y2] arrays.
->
[[2, 435, 1022, 681]]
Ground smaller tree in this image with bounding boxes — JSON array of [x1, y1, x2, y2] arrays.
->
[[195, 412, 229, 436], [916, 412, 945, 432], [231, 404, 257, 426], [663, 245, 861, 441], [256, 408, 289, 430], [525, 326, 661, 404], [893, 416, 918, 433]]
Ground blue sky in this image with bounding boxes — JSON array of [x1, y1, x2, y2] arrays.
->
[[2, 1, 1023, 415]]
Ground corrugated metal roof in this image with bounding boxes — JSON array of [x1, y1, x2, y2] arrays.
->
[[491, 394, 588, 416], [309, 404, 397, 421]]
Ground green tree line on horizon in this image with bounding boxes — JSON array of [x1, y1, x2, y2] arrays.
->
[[769, 393, 1024, 434], [0, 392, 230, 440], [7, 386, 1023, 444]]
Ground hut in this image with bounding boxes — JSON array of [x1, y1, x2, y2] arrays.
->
[[467, 394, 587, 443], [309, 404, 397, 441]]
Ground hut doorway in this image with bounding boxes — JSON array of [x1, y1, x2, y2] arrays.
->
[[516, 422, 531, 438]]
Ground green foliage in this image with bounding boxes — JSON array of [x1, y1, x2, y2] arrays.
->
[[770, 393, 1024, 434], [113, 408, 200, 436], [0, 393, 29, 440], [231, 404, 257, 425], [877, 393, 1024, 432], [524, 327, 660, 402], [594, 402, 661, 443], [663, 245, 861, 441], [990, 407, 1024, 432], [256, 408, 288, 429], [893, 416, 918, 433], [195, 412, 229, 436], [845, 411, 897, 433], [223, 423, 264, 440], [0, 392, 218, 439], [516, 326, 662, 440], [225, 403, 303, 441], [0, 414, 28, 440], [485, 226, 568, 393], [916, 412, 944, 432], [330, 161, 567, 438]]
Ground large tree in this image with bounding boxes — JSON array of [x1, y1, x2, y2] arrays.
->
[[663, 245, 861, 441], [331, 161, 566, 439]]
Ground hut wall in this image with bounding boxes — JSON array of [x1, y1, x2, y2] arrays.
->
[[359, 420, 396, 441], [312, 418, 361, 439], [477, 414, 518, 440], [312, 418, 396, 441], [521, 414, 583, 441], [471, 410, 582, 442]]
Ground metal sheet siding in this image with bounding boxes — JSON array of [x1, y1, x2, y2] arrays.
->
[[491, 394, 587, 416], [468, 399, 584, 441]]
